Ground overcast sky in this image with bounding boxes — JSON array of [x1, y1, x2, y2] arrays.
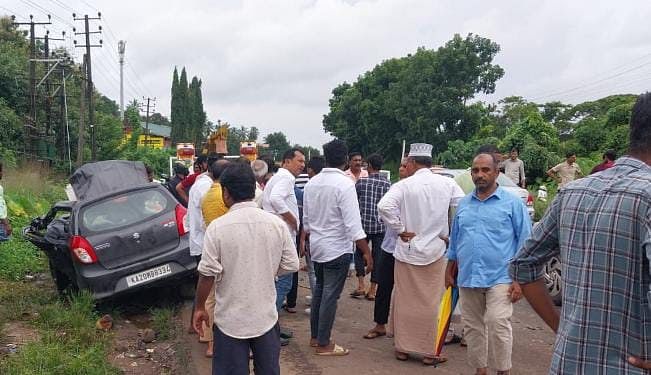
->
[[4, 0, 651, 148]]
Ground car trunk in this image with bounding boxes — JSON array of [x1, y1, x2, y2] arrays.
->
[[79, 187, 181, 270]]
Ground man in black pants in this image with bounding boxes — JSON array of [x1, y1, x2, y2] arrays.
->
[[364, 157, 408, 338], [352, 154, 391, 300]]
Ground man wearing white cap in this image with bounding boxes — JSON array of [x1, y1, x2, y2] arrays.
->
[[378, 143, 465, 366]]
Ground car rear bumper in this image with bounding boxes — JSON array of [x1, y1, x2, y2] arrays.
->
[[74, 238, 197, 300]]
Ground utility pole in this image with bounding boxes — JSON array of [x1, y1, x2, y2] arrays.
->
[[140, 97, 156, 148], [73, 12, 102, 161], [77, 55, 87, 167], [36, 31, 65, 137], [118, 40, 126, 121], [11, 14, 52, 157]]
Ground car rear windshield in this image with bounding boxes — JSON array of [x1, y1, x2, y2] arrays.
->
[[81, 188, 170, 232]]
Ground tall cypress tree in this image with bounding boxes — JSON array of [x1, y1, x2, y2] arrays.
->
[[188, 76, 206, 146], [178, 68, 190, 141], [170, 67, 181, 144]]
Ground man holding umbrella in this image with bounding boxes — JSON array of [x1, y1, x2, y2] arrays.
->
[[446, 152, 531, 375]]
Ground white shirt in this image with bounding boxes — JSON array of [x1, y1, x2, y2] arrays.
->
[[187, 173, 213, 256], [198, 201, 299, 339], [303, 168, 366, 263], [262, 168, 299, 237], [254, 181, 264, 208], [378, 168, 464, 265]]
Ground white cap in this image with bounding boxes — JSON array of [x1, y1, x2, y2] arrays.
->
[[408, 143, 433, 158]]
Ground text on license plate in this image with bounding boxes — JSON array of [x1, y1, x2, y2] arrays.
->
[[126, 264, 172, 287]]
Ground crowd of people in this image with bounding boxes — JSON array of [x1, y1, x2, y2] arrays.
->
[[169, 93, 650, 375]]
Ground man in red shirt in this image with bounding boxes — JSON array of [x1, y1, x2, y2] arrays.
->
[[590, 150, 616, 174], [176, 155, 209, 206]]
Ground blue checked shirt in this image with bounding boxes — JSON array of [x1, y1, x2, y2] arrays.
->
[[356, 173, 391, 235], [510, 157, 651, 374]]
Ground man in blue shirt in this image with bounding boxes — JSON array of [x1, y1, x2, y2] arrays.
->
[[446, 153, 531, 375]]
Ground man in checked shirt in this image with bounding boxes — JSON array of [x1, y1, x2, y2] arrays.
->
[[510, 92, 651, 374], [355, 153, 391, 301]]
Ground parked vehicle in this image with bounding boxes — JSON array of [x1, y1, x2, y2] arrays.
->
[[23, 161, 197, 300], [430, 167, 535, 220]]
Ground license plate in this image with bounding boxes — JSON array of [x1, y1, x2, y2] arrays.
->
[[126, 264, 172, 287]]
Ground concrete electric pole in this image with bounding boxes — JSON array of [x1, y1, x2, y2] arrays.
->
[[73, 12, 102, 161], [118, 40, 126, 121]]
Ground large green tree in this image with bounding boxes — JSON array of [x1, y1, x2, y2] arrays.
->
[[323, 33, 505, 160], [264, 132, 291, 161]]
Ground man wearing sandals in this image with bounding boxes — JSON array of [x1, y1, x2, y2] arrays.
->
[[378, 143, 465, 366], [193, 163, 299, 375], [303, 139, 373, 356], [446, 153, 531, 375], [364, 157, 409, 340], [354, 153, 391, 301]]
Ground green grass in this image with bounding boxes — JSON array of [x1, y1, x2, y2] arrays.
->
[[0, 238, 47, 281], [0, 291, 120, 375], [0, 166, 118, 374], [151, 307, 176, 341]]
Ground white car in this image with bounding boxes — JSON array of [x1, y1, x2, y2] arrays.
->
[[430, 167, 535, 221]]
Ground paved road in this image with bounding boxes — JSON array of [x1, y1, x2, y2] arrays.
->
[[182, 273, 557, 374]]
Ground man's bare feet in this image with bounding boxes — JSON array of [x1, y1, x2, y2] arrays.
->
[[309, 338, 319, 347]]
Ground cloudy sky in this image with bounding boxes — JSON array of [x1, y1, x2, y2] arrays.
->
[[4, 0, 651, 148]]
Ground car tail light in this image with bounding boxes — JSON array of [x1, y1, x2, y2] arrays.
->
[[175, 204, 189, 236], [69, 235, 98, 264], [527, 193, 534, 206]]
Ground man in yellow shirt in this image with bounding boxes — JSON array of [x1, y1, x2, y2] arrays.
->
[[198, 158, 231, 357]]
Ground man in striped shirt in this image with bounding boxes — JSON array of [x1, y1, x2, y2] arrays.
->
[[510, 92, 651, 374]]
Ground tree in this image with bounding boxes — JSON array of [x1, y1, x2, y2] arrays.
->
[[264, 132, 291, 161], [226, 125, 258, 155], [500, 112, 560, 182], [170, 67, 182, 143], [188, 76, 207, 146], [148, 112, 170, 126], [323, 33, 504, 160], [178, 68, 189, 140], [293, 144, 321, 158]]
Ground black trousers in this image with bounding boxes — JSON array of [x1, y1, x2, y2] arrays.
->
[[354, 233, 385, 283], [373, 249, 395, 325], [212, 323, 280, 375]]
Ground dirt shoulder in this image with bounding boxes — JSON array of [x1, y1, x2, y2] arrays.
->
[[178, 272, 556, 374]]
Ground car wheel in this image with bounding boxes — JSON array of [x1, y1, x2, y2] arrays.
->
[[48, 259, 78, 296], [543, 256, 562, 306], [178, 278, 197, 300]]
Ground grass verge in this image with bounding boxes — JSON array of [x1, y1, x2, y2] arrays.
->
[[0, 288, 120, 374], [0, 165, 118, 374], [151, 307, 177, 341]]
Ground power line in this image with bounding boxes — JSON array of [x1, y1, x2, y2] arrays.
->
[[528, 54, 651, 102], [46, 0, 75, 13]]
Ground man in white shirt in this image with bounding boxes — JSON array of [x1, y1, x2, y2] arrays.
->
[[186, 155, 217, 336], [378, 143, 464, 366], [193, 163, 299, 375], [303, 139, 373, 356], [262, 148, 305, 343], [187, 158, 215, 260]]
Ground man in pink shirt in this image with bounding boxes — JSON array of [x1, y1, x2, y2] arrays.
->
[[345, 152, 370, 297], [344, 152, 369, 182]]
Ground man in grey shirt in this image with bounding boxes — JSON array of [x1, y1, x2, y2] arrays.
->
[[502, 147, 526, 188]]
